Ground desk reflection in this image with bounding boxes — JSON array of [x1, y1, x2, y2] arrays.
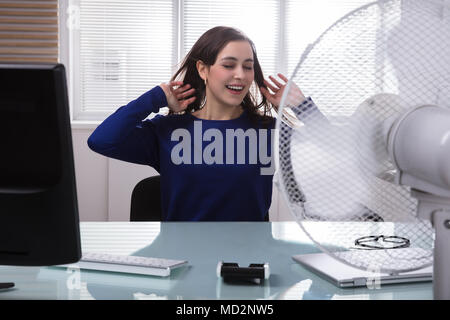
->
[[24, 222, 431, 300], [84, 222, 317, 300]]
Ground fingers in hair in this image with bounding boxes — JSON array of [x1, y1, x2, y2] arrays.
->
[[263, 79, 278, 93], [268, 75, 284, 89]]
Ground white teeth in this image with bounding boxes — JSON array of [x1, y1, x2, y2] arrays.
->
[[226, 85, 244, 91]]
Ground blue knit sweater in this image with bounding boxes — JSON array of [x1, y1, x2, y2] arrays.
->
[[87, 86, 276, 221]]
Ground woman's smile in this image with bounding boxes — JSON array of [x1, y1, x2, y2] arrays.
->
[[225, 83, 245, 95]]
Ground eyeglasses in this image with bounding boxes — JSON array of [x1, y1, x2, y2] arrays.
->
[[354, 235, 410, 250]]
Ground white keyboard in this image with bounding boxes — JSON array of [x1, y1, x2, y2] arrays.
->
[[64, 252, 188, 277]]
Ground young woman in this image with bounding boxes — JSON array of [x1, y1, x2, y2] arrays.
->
[[88, 26, 307, 221]]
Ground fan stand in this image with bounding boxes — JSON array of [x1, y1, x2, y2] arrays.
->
[[411, 189, 450, 300]]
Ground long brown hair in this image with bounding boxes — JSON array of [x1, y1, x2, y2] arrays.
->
[[171, 26, 273, 124]]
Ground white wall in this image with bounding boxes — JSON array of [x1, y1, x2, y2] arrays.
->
[[72, 127, 294, 221], [72, 128, 108, 221]]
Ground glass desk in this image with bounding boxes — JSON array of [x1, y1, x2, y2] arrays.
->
[[0, 222, 432, 300]]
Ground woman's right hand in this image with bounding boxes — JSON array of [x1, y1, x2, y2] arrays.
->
[[159, 81, 196, 113]]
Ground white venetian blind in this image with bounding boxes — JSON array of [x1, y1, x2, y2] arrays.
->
[[285, 0, 376, 76], [182, 0, 280, 81], [75, 0, 174, 120], [285, 0, 386, 116], [73, 0, 388, 121], [0, 0, 58, 63]]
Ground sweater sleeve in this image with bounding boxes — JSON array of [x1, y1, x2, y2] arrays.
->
[[291, 97, 329, 124], [87, 86, 167, 171]]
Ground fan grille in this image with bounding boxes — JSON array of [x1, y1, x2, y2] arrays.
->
[[276, 0, 450, 273]]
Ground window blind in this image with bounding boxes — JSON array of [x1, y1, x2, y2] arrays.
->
[[74, 0, 175, 120], [285, 0, 377, 75], [0, 0, 58, 63], [182, 0, 280, 77], [285, 0, 387, 116], [71, 0, 391, 121], [75, 0, 280, 121]]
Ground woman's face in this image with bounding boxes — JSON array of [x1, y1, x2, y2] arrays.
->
[[205, 40, 255, 109]]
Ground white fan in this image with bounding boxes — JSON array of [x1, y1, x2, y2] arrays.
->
[[276, 0, 450, 299]]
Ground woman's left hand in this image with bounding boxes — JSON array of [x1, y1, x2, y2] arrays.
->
[[260, 73, 306, 110]]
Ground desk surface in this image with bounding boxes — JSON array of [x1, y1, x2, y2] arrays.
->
[[0, 222, 432, 300]]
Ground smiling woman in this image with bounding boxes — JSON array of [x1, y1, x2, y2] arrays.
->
[[169, 26, 273, 123], [195, 41, 255, 119], [87, 26, 309, 221]]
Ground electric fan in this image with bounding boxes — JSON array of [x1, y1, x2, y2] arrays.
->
[[276, 0, 450, 299]]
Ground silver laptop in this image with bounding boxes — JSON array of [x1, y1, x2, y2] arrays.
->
[[292, 252, 433, 288]]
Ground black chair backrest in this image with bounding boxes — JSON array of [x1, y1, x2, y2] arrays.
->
[[130, 175, 270, 221], [130, 175, 162, 221]]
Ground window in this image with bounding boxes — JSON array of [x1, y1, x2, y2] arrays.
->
[[182, 0, 279, 76], [65, 0, 376, 122], [67, 0, 175, 121]]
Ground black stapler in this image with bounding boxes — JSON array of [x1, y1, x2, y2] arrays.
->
[[217, 261, 270, 284]]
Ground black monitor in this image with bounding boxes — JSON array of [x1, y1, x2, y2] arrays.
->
[[0, 63, 81, 270]]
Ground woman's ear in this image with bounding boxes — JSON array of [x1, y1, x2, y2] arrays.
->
[[196, 60, 208, 82]]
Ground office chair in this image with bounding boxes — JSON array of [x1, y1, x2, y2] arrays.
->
[[130, 175, 162, 221], [130, 175, 270, 221]]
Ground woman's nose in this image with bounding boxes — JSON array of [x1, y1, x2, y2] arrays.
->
[[234, 66, 245, 79]]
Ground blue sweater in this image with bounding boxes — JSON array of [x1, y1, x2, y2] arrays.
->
[[87, 86, 276, 221]]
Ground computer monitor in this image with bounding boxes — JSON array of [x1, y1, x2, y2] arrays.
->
[[0, 63, 81, 267]]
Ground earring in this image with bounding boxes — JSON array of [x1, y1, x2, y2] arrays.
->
[[204, 78, 207, 86]]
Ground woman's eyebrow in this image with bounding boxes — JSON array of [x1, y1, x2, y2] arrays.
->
[[220, 57, 254, 62]]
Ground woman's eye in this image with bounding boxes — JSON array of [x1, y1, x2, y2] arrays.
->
[[223, 65, 253, 70]]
